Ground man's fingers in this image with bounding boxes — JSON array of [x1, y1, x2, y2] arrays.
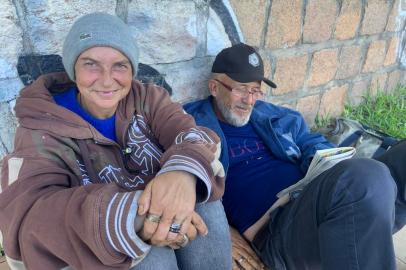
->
[[138, 181, 153, 215], [232, 245, 266, 270], [234, 250, 262, 270], [232, 260, 239, 270], [236, 255, 256, 270], [191, 212, 208, 236], [240, 253, 265, 270]]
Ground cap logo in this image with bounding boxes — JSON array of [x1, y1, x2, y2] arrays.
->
[[248, 53, 260, 67], [79, 33, 91, 40]]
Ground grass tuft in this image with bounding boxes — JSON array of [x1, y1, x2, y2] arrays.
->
[[343, 85, 406, 139]]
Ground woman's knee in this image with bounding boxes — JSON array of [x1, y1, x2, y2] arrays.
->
[[175, 201, 232, 270], [132, 247, 178, 270], [195, 201, 230, 239]]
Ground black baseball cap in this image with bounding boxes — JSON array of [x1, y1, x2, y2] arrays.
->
[[211, 43, 277, 88]]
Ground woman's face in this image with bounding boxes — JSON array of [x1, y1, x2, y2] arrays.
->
[[74, 46, 133, 119]]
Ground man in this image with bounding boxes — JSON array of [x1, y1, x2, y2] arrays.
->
[[185, 43, 406, 270]]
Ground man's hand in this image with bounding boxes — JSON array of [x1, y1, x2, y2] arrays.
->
[[230, 226, 266, 270], [137, 171, 205, 246]]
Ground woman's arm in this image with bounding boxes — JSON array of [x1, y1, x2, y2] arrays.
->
[[0, 155, 150, 269]]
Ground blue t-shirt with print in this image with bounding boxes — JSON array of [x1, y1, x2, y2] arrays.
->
[[220, 121, 304, 233], [53, 87, 117, 142]]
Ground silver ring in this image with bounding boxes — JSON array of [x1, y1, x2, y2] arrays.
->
[[178, 234, 189, 247], [238, 256, 245, 264], [169, 223, 182, 233], [145, 213, 161, 223]]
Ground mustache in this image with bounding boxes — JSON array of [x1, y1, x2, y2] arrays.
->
[[235, 104, 252, 110]]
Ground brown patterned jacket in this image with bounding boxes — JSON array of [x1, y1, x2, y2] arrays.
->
[[0, 72, 225, 270]]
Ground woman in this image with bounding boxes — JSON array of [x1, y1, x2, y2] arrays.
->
[[0, 12, 231, 270]]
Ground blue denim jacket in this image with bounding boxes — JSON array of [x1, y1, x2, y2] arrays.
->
[[184, 97, 334, 176]]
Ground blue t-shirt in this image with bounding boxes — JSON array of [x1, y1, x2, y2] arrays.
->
[[53, 87, 117, 142], [220, 121, 304, 233]]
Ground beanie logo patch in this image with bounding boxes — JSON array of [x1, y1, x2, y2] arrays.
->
[[79, 33, 92, 40], [248, 53, 260, 67]]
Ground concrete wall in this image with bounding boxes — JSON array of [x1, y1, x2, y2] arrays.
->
[[0, 0, 405, 158]]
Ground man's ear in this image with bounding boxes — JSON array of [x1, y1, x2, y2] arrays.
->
[[208, 79, 218, 97]]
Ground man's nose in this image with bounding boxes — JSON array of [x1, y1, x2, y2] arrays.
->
[[243, 92, 255, 105]]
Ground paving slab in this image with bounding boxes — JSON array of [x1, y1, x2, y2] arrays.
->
[[0, 256, 9, 270], [395, 226, 406, 269], [0, 227, 405, 269]]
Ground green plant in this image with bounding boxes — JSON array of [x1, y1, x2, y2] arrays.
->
[[313, 114, 332, 130], [343, 85, 406, 139]]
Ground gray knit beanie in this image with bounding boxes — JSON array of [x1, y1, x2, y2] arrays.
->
[[62, 12, 139, 81]]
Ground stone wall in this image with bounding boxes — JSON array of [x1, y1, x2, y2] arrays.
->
[[245, 0, 406, 124], [0, 0, 405, 157]]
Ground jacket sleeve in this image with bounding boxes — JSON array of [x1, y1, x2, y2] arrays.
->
[[142, 85, 225, 202], [0, 154, 150, 270], [292, 112, 335, 172]]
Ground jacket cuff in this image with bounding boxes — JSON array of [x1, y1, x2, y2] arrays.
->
[[105, 191, 150, 264], [157, 155, 211, 202]]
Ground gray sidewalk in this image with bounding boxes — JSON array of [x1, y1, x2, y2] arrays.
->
[[1, 227, 406, 269], [395, 227, 406, 269]]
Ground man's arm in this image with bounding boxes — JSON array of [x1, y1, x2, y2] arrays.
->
[[243, 194, 290, 241], [292, 111, 335, 172]]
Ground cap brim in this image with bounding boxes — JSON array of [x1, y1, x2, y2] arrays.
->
[[263, 78, 277, 88]]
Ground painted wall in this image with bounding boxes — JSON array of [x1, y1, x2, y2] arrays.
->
[[0, 0, 405, 158]]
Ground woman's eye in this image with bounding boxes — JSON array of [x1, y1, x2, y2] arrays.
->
[[114, 64, 130, 71], [119, 64, 129, 69]]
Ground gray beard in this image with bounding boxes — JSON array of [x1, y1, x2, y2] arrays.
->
[[215, 98, 251, 127]]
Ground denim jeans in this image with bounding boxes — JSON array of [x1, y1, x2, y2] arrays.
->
[[376, 140, 406, 232], [131, 200, 232, 270], [253, 158, 404, 270]]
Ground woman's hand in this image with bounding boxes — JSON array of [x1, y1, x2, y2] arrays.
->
[[137, 171, 205, 246], [169, 211, 208, 249]]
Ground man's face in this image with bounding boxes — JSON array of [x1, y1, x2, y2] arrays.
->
[[74, 46, 133, 119], [210, 75, 262, 127]]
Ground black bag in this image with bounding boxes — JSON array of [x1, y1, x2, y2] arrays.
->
[[317, 117, 400, 158]]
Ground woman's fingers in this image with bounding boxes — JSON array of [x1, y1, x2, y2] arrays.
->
[[191, 211, 208, 236], [144, 171, 196, 246]]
